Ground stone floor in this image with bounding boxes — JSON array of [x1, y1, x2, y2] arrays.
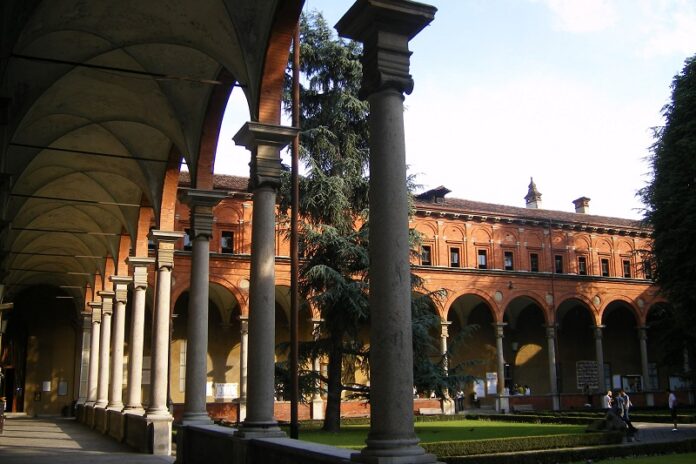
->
[[1, 413, 695, 463], [0, 414, 175, 464]]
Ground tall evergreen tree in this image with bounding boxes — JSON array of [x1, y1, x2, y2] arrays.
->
[[641, 54, 696, 370]]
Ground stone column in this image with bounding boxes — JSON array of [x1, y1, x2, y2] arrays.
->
[[180, 190, 226, 425], [638, 326, 654, 406], [108, 277, 130, 411], [96, 291, 114, 409], [124, 257, 154, 414], [146, 231, 183, 456], [77, 311, 92, 404], [238, 315, 249, 423], [86, 302, 102, 406], [441, 321, 455, 414], [146, 230, 184, 418], [337, 2, 437, 462], [594, 326, 606, 393], [494, 322, 509, 413], [233, 121, 298, 437], [545, 325, 560, 410], [311, 318, 324, 420]]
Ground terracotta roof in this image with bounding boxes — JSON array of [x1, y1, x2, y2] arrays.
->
[[179, 171, 249, 192], [414, 196, 646, 230]]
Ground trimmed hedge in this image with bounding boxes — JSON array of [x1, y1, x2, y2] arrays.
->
[[421, 432, 622, 457], [440, 437, 696, 464], [464, 413, 593, 425]]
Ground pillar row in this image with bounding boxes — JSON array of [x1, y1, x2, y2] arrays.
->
[[180, 189, 227, 425], [336, 2, 437, 461]]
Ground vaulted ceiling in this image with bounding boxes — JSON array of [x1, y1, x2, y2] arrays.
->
[[0, 0, 302, 306]]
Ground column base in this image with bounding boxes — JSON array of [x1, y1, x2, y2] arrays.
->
[[551, 395, 561, 411], [123, 406, 146, 416], [236, 420, 286, 439], [181, 411, 214, 426], [107, 409, 126, 441], [351, 438, 441, 464], [124, 413, 173, 455], [237, 401, 247, 423], [496, 396, 510, 414], [94, 405, 108, 433]]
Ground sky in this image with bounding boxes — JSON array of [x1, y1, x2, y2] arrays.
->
[[214, 0, 696, 220]]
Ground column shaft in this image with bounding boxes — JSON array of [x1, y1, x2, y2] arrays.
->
[[86, 305, 101, 405], [594, 326, 606, 393], [546, 326, 560, 410], [239, 317, 249, 402], [244, 185, 279, 428], [147, 231, 184, 417], [495, 324, 506, 397], [96, 293, 114, 408], [638, 326, 654, 406], [77, 313, 91, 404], [108, 278, 130, 410], [125, 257, 153, 413]]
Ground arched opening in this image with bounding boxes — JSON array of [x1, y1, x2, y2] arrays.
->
[[504, 296, 548, 395], [557, 298, 595, 395], [602, 301, 641, 393]]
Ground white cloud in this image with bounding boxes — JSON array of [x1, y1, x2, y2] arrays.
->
[[637, 0, 696, 58], [536, 0, 618, 33]]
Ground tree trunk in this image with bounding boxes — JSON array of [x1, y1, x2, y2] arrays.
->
[[322, 340, 343, 432]]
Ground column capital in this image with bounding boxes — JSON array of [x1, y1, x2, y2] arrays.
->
[[637, 325, 648, 340], [81, 311, 92, 329], [493, 322, 507, 338], [128, 256, 155, 289], [545, 325, 558, 339], [239, 316, 249, 335], [179, 189, 227, 239], [594, 325, 605, 339], [110, 275, 132, 303], [88, 302, 102, 323], [98, 290, 115, 315], [150, 230, 185, 270], [440, 320, 452, 337], [336, 0, 437, 98], [233, 122, 299, 190]]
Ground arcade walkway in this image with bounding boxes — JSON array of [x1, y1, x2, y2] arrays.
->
[[0, 414, 174, 464]]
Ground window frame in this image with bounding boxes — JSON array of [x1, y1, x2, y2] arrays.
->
[[449, 246, 460, 268], [622, 259, 631, 278], [421, 245, 432, 266], [503, 250, 514, 271], [578, 256, 588, 275], [554, 254, 564, 274], [600, 257, 610, 277], [477, 249, 488, 270], [529, 252, 539, 272], [221, 230, 234, 254]]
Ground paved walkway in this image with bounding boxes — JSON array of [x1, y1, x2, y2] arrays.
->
[[0, 414, 695, 463], [0, 414, 175, 464]]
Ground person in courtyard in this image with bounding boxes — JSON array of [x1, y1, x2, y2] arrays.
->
[[604, 389, 613, 410], [619, 389, 638, 438], [668, 388, 678, 431]]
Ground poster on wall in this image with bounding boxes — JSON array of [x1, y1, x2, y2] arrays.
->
[[576, 360, 599, 390], [486, 372, 497, 395], [474, 379, 486, 398], [214, 383, 239, 400]]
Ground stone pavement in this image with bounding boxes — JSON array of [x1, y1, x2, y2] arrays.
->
[[0, 414, 695, 463], [0, 414, 175, 464]]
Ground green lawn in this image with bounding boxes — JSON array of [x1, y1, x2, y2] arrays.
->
[[292, 419, 586, 448], [573, 452, 696, 464]]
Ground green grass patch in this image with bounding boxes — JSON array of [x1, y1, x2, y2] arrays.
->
[[292, 419, 586, 448]]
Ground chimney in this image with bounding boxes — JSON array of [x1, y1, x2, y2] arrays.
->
[[573, 196, 591, 214], [524, 177, 542, 209]]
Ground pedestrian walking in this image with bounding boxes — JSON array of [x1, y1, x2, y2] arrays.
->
[[668, 388, 678, 431]]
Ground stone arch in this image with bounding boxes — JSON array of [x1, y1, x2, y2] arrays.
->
[[414, 220, 437, 239], [574, 234, 591, 251], [595, 237, 613, 254], [600, 297, 640, 326], [503, 295, 550, 395], [471, 226, 492, 244], [497, 227, 519, 245], [601, 299, 642, 392], [556, 297, 596, 393]]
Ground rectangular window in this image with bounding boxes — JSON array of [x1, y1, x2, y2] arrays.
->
[[477, 249, 488, 269], [601, 258, 610, 277], [450, 247, 460, 268], [421, 245, 432, 266], [530, 253, 539, 272], [554, 255, 563, 274], [221, 231, 234, 254], [644, 259, 653, 280], [183, 228, 193, 251], [504, 251, 514, 270], [623, 260, 631, 278], [578, 256, 587, 275]]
